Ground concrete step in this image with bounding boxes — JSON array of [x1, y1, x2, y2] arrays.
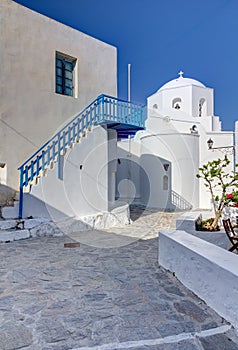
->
[[0, 229, 30, 242], [0, 219, 19, 230], [2, 201, 19, 219], [0, 217, 54, 243], [0, 218, 50, 230]]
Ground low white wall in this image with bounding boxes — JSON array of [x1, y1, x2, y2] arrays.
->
[[159, 230, 238, 329], [176, 210, 215, 231]]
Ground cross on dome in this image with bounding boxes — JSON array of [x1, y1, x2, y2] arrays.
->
[[178, 70, 184, 78]]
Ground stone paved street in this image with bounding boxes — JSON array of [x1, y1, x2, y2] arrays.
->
[[0, 208, 238, 349]]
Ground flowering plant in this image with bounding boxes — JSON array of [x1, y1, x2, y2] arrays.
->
[[197, 157, 238, 230], [225, 192, 238, 208]]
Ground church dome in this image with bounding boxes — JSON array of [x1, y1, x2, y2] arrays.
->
[[158, 71, 205, 92]]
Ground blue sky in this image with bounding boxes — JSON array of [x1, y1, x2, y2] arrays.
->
[[14, 0, 238, 130]]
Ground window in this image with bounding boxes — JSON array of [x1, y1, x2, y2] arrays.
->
[[55, 52, 76, 97], [172, 97, 182, 109], [163, 175, 168, 191], [198, 98, 206, 117]]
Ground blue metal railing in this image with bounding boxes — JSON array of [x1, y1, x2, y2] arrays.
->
[[18, 94, 146, 218]]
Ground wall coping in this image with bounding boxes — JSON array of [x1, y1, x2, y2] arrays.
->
[[161, 230, 238, 276], [159, 230, 238, 329]]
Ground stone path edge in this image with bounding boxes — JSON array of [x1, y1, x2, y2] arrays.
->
[[72, 325, 232, 350]]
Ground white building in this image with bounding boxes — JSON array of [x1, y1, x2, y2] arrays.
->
[[0, 0, 144, 226], [0, 0, 117, 198], [117, 71, 236, 210], [0, 0, 119, 221]]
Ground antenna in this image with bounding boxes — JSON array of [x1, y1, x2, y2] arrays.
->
[[128, 63, 131, 102]]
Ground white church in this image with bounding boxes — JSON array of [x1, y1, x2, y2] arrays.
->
[[117, 71, 236, 212], [1, 0, 237, 228]]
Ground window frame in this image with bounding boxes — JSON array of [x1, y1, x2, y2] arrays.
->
[[55, 52, 77, 97]]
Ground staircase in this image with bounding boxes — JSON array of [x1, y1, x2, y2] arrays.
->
[[171, 190, 193, 211], [18, 95, 146, 218]]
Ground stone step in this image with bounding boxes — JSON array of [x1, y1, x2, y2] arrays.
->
[[0, 218, 50, 231], [0, 219, 18, 230], [0, 218, 63, 243], [2, 201, 19, 219], [0, 229, 30, 242]]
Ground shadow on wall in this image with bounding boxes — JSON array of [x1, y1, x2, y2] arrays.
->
[[115, 153, 150, 207], [116, 146, 193, 211], [0, 184, 16, 208], [116, 147, 174, 210], [3, 192, 121, 234]]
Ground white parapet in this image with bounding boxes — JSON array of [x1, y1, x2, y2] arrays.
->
[[159, 230, 238, 329]]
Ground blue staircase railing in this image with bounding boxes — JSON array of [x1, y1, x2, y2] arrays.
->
[[18, 94, 146, 218]]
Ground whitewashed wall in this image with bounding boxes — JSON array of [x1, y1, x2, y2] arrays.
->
[[148, 85, 213, 118], [26, 126, 116, 219], [116, 136, 173, 210], [140, 145, 173, 209], [191, 86, 214, 117], [145, 79, 235, 210], [0, 0, 117, 190], [159, 230, 238, 329], [139, 126, 199, 210], [116, 138, 142, 204], [199, 128, 234, 209]]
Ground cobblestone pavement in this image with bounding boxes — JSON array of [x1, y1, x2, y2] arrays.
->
[[0, 208, 238, 349]]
